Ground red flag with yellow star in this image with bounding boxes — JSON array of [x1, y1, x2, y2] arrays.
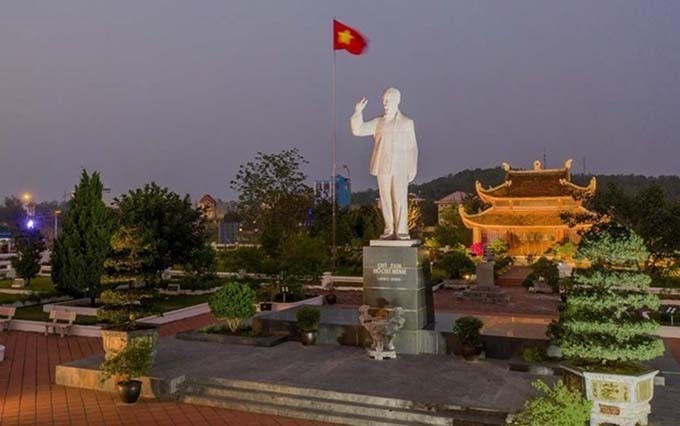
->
[[333, 19, 367, 55]]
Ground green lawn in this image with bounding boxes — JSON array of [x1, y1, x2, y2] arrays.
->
[[12, 293, 210, 326], [0, 277, 56, 292]]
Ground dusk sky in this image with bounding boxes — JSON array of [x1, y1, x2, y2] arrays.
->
[[1, 1, 679, 202]]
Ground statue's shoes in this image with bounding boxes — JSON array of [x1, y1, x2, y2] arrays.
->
[[396, 234, 411, 240], [379, 232, 394, 240]]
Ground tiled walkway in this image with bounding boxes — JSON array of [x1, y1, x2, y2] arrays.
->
[[0, 317, 330, 426]]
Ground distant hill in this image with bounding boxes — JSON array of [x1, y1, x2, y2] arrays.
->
[[351, 167, 680, 205]]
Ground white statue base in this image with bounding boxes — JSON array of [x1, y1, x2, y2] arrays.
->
[[369, 239, 420, 247], [367, 349, 397, 361]]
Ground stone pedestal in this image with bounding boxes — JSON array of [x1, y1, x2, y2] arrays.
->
[[460, 261, 510, 304], [362, 241, 434, 354]]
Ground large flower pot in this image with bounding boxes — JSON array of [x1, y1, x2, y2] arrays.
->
[[300, 331, 318, 346], [117, 380, 142, 404], [461, 344, 483, 361], [562, 364, 658, 426], [101, 325, 159, 360]]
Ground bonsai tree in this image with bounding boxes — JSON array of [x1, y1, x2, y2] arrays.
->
[[452, 316, 483, 346], [524, 257, 560, 292], [97, 289, 155, 330], [208, 282, 256, 333], [508, 380, 592, 426], [559, 223, 664, 366], [296, 306, 321, 332], [438, 250, 475, 279]]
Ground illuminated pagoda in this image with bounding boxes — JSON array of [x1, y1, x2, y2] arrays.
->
[[459, 159, 596, 257]]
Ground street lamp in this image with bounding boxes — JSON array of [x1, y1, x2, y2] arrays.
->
[[54, 210, 61, 240]]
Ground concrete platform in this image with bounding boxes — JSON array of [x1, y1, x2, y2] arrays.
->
[[56, 337, 680, 425]]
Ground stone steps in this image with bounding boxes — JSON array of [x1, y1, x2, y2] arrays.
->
[[181, 376, 509, 426]]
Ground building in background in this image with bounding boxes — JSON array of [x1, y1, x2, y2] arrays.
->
[[435, 191, 468, 224], [197, 194, 238, 221], [314, 175, 351, 209], [459, 159, 596, 257]]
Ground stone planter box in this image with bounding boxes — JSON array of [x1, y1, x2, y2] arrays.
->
[[43, 298, 100, 317], [562, 364, 658, 426], [259, 295, 324, 313], [100, 325, 159, 360], [176, 330, 288, 347]]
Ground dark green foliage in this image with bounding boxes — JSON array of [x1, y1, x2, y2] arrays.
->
[[438, 250, 475, 279], [452, 316, 483, 346], [183, 244, 217, 280], [0, 196, 26, 231], [279, 233, 327, 281], [208, 282, 256, 332], [105, 226, 150, 283], [296, 306, 321, 332], [96, 289, 155, 329], [530, 257, 560, 292], [508, 380, 592, 426], [51, 171, 113, 304], [12, 229, 45, 285], [99, 339, 153, 383], [560, 223, 664, 363], [521, 345, 548, 363], [114, 183, 207, 285]]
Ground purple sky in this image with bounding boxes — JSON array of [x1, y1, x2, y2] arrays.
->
[[1, 1, 679, 202]]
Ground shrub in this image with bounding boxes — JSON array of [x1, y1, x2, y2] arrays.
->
[[508, 380, 592, 426], [488, 238, 508, 257], [452, 316, 483, 346], [97, 289, 155, 329], [521, 273, 537, 289], [438, 250, 475, 279], [429, 268, 448, 285], [521, 345, 547, 363], [530, 257, 560, 292], [560, 223, 664, 364], [208, 282, 256, 332], [99, 339, 153, 383], [296, 306, 321, 332]]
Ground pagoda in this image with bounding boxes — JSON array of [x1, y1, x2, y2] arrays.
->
[[459, 159, 596, 257]]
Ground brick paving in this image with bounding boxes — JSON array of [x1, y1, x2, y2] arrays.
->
[[0, 317, 331, 426]]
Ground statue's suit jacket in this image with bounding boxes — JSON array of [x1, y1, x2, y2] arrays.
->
[[351, 111, 418, 181]]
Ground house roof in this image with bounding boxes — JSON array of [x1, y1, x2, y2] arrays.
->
[[459, 205, 593, 228], [476, 159, 595, 201], [436, 191, 468, 205]]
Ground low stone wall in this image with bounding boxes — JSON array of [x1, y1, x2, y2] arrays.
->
[[265, 295, 324, 313], [158, 287, 221, 296], [43, 298, 99, 316], [137, 303, 212, 325]]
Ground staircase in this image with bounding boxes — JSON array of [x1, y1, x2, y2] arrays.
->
[[180, 376, 509, 426]]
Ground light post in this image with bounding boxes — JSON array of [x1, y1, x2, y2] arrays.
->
[[54, 210, 61, 240]]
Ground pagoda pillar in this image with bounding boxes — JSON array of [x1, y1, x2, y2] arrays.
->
[[472, 228, 482, 244]]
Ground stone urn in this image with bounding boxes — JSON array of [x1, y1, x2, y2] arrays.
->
[[562, 364, 658, 426], [358, 305, 405, 360], [101, 325, 159, 360]]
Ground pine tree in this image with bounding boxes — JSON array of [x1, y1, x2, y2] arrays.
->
[[51, 170, 113, 305], [12, 229, 46, 286], [560, 223, 664, 364]]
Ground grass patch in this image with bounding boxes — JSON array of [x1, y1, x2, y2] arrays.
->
[[146, 294, 211, 314], [0, 277, 55, 292]]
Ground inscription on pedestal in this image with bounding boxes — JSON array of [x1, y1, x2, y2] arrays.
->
[[363, 245, 434, 331]]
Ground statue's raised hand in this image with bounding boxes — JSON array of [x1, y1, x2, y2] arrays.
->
[[354, 97, 368, 114]]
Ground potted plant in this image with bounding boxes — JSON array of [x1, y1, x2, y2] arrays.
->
[[559, 223, 664, 426], [452, 316, 483, 360], [99, 338, 153, 404], [208, 282, 257, 333], [97, 290, 159, 360], [296, 306, 321, 345]]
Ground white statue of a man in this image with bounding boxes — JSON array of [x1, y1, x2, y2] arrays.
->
[[351, 88, 418, 240]]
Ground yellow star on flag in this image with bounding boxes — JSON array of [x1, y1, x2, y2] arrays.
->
[[337, 30, 354, 45]]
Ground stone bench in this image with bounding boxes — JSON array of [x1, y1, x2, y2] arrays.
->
[[45, 310, 77, 338], [0, 306, 16, 332]]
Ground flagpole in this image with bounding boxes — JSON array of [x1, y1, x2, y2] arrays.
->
[[331, 19, 338, 273]]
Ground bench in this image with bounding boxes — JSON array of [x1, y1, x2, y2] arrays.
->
[[0, 307, 15, 332], [45, 310, 77, 338]]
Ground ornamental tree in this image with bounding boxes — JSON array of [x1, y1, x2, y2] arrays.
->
[[51, 170, 113, 305], [559, 223, 664, 364], [208, 283, 256, 333], [12, 229, 46, 286]]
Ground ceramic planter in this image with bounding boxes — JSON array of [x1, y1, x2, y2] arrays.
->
[[300, 330, 318, 346], [461, 344, 483, 361], [101, 325, 159, 360], [117, 380, 142, 404], [562, 364, 658, 426]]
